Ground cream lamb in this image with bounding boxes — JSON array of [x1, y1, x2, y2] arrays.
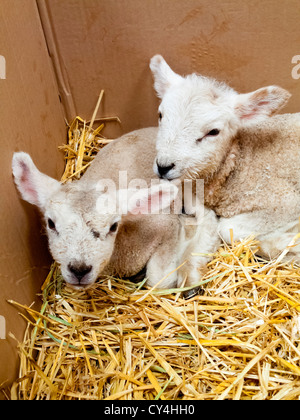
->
[[150, 55, 300, 260], [12, 128, 219, 291]]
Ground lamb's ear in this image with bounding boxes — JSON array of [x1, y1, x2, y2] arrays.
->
[[118, 183, 178, 215], [150, 55, 183, 98], [234, 86, 291, 124], [12, 152, 60, 209]]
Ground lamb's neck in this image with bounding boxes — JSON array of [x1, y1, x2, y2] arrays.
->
[[204, 140, 240, 208]]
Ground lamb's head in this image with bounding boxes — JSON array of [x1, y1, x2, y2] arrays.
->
[[150, 55, 291, 180], [12, 152, 178, 289], [12, 152, 120, 288]]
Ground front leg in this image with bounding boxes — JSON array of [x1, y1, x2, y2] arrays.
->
[[145, 214, 181, 289], [218, 212, 264, 244], [146, 242, 179, 289], [178, 208, 220, 294], [218, 212, 300, 261], [218, 210, 297, 244]]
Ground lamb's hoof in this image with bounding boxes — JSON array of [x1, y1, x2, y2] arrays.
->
[[183, 286, 203, 300]]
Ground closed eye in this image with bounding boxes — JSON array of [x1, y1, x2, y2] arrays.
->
[[196, 129, 220, 143], [206, 129, 220, 136]]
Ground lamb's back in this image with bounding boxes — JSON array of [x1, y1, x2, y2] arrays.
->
[[214, 113, 300, 219], [82, 127, 159, 187]]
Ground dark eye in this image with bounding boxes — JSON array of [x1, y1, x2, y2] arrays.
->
[[109, 222, 119, 233], [47, 218, 56, 230], [92, 229, 100, 239], [207, 129, 220, 136], [158, 112, 162, 121]]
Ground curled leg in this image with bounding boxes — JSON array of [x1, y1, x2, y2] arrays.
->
[[146, 242, 179, 289], [178, 208, 220, 297]]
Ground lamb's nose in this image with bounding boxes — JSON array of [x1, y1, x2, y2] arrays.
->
[[156, 162, 175, 178], [68, 263, 92, 282]]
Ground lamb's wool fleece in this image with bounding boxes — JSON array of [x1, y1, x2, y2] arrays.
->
[[82, 127, 158, 186], [205, 113, 300, 230]]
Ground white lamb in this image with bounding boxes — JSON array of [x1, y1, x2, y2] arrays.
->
[[150, 55, 300, 260], [12, 127, 219, 292]]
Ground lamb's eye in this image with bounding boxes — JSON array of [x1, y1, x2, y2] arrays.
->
[[91, 229, 100, 239], [47, 218, 56, 231], [158, 112, 163, 121], [109, 222, 119, 233], [207, 129, 220, 136]]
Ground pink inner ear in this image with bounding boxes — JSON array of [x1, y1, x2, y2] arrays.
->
[[131, 196, 152, 215], [130, 190, 163, 215], [150, 189, 164, 212], [241, 109, 257, 120], [241, 100, 271, 120], [146, 189, 168, 214], [257, 100, 270, 107], [128, 187, 172, 215], [19, 161, 39, 203]]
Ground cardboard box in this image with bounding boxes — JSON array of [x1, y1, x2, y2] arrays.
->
[[1, 0, 300, 392], [0, 0, 66, 389]]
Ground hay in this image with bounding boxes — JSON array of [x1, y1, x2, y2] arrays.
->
[[8, 94, 300, 400], [9, 239, 300, 400], [59, 90, 120, 182]]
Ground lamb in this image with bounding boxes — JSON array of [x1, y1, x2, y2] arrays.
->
[[150, 55, 300, 261], [12, 127, 219, 292]]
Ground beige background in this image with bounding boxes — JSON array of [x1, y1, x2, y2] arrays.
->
[[40, 0, 300, 138], [0, 0, 65, 387]]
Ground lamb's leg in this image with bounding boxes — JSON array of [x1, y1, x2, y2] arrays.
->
[[146, 243, 179, 289], [178, 208, 220, 298], [258, 222, 300, 261], [219, 212, 300, 261], [218, 212, 266, 244]]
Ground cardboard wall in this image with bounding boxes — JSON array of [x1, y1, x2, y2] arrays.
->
[[1, 0, 300, 392], [40, 0, 300, 138], [0, 0, 66, 389]]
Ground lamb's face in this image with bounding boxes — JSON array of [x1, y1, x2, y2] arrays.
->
[[150, 55, 291, 181], [44, 186, 120, 289], [154, 77, 239, 180]]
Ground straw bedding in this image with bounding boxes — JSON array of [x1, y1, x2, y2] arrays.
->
[[8, 93, 300, 400]]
